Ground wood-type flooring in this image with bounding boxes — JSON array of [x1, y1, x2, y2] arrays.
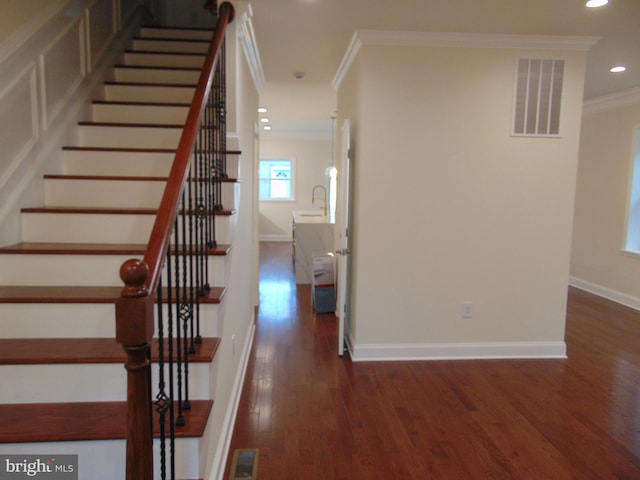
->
[[225, 241, 640, 479]]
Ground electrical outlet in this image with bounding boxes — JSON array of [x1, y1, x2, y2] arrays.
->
[[462, 301, 474, 318]]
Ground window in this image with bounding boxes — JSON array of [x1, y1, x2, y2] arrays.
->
[[259, 158, 295, 201], [625, 128, 640, 253]]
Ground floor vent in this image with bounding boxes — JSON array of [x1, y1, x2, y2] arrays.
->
[[229, 449, 259, 479]]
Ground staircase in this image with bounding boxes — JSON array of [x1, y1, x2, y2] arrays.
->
[[0, 24, 239, 480]]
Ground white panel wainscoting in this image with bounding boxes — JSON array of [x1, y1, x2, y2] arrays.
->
[[39, 17, 86, 130], [0, 64, 39, 190], [86, 0, 117, 72], [351, 341, 568, 362], [0, 0, 141, 246]]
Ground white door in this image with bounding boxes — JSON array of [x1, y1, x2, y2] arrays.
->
[[336, 119, 352, 356]]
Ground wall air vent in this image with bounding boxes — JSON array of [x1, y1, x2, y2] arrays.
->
[[513, 58, 565, 137]]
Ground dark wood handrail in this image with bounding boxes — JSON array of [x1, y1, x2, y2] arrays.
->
[[142, 1, 234, 294], [115, 3, 234, 479]]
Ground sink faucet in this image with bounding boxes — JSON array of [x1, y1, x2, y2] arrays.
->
[[312, 185, 327, 216]]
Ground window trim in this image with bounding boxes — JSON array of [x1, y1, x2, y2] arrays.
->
[[624, 126, 640, 254]]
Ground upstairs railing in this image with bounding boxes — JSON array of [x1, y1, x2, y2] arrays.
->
[[115, 3, 234, 479]]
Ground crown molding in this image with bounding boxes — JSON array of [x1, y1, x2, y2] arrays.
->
[[582, 86, 640, 114], [236, 2, 265, 90], [333, 29, 600, 90]]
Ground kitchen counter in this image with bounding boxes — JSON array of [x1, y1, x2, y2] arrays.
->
[[292, 210, 329, 224], [292, 211, 334, 284]]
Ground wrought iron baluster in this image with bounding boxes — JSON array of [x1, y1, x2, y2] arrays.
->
[[179, 189, 193, 410], [172, 215, 186, 427], [154, 280, 169, 480]]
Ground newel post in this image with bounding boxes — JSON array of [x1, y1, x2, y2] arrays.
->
[[116, 259, 155, 480]]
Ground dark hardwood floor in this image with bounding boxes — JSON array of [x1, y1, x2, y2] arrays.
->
[[225, 241, 640, 479]]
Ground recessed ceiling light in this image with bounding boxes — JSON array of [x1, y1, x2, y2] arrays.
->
[[258, 107, 267, 113], [610, 66, 627, 73], [263, 125, 272, 131], [586, 0, 609, 7], [260, 117, 270, 123]]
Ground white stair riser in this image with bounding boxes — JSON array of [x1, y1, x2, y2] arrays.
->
[[22, 212, 154, 243], [102, 84, 195, 103], [130, 39, 210, 54], [92, 103, 189, 125], [77, 125, 182, 149], [63, 147, 238, 179], [45, 179, 165, 209], [226, 155, 240, 179], [0, 254, 133, 286], [0, 438, 201, 480], [45, 178, 236, 210], [113, 67, 200, 85], [0, 303, 219, 339], [122, 52, 205, 68], [63, 150, 175, 177], [0, 362, 214, 403], [0, 254, 226, 287], [22, 213, 234, 244], [139, 27, 213, 41], [223, 182, 239, 210], [0, 440, 126, 480], [216, 214, 236, 245], [44, 179, 165, 209]]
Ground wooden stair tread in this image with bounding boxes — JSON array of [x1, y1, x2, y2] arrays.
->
[[0, 285, 121, 302], [78, 120, 184, 128], [113, 64, 201, 72], [44, 174, 168, 181], [0, 242, 232, 255], [103, 80, 197, 89], [0, 285, 227, 304], [0, 337, 220, 365], [21, 206, 157, 214], [44, 174, 238, 183], [124, 50, 205, 56], [20, 206, 237, 215], [93, 100, 190, 107], [0, 399, 213, 443], [139, 25, 214, 32], [132, 36, 210, 44], [62, 145, 241, 155], [63, 145, 176, 153]]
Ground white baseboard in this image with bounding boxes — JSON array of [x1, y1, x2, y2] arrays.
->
[[569, 276, 640, 311], [351, 341, 567, 362], [259, 235, 292, 242], [209, 318, 256, 480]]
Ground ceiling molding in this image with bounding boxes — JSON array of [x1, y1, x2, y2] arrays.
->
[[332, 29, 600, 90], [582, 86, 640, 114], [355, 30, 600, 51], [331, 32, 361, 90], [236, 2, 265, 90]]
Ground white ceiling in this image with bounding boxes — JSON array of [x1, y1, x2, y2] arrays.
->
[[247, 0, 640, 137]]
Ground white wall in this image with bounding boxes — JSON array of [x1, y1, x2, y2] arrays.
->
[[201, 2, 260, 477], [0, 0, 139, 247], [336, 34, 589, 360], [259, 136, 332, 240], [570, 94, 640, 308]]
